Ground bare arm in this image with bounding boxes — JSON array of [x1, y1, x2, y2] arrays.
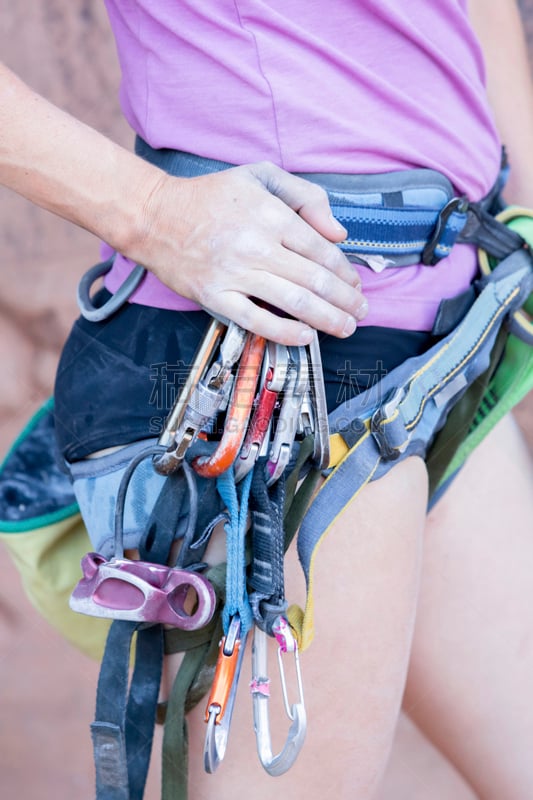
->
[[0, 62, 366, 344], [468, 0, 533, 205]]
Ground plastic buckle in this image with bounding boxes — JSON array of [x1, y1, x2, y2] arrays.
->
[[370, 388, 409, 461]]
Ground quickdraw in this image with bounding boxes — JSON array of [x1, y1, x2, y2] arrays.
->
[[70, 319, 330, 792]]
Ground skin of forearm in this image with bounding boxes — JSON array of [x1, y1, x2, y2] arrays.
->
[[468, 0, 533, 205], [0, 63, 364, 343], [0, 63, 174, 263]]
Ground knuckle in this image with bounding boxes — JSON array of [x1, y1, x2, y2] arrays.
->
[[309, 182, 329, 205], [235, 303, 255, 330], [289, 289, 310, 316], [323, 242, 348, 270], [309, 268, 329, 298], [251, 159, 280, 186]]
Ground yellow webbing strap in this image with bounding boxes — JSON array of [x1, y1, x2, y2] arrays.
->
[[286, 249, 531, 651], [327, 432, 352, 469], [287, 426, 381, 650]]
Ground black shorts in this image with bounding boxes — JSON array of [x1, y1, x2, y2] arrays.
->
[[54, 289, 432, 461]]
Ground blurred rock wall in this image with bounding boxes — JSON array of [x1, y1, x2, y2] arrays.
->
[[0, 1, 131, 454], [0, 0, 532, 455]]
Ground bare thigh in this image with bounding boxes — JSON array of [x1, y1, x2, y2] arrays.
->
[[405, 414, 533, 800], [183, 456, 428, 800]]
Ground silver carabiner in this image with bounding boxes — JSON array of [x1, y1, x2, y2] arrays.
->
[[250, 622, 307, 777], [265, 345, 309, 486], [306, 330, 330, 470], [154, 320, 249, 475]]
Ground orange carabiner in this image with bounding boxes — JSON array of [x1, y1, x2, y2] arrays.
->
[[204, 617, 247, 772], [193, 332, 266, 477], [204, 635, 242, 726]]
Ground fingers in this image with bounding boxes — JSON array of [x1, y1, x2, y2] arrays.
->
[[248, 160, 364, 291], [250, 161, 349, 243], [249, 249, 368, 329], [203, 292, 316, 345], [200, 256, 367, 344], [139, 162, 371, 345], [280, 211, 361, 289]]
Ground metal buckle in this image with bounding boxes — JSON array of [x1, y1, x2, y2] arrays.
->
[[370, 387, 409, 460], [422, 196, 469, 265]]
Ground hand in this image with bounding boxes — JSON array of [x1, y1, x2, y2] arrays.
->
[[133, 161, 368, 345]]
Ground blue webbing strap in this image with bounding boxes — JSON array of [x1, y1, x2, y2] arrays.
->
[[215, 468, 254, 636], [332, 201, 469, 261], [292, 249, 533, 650]]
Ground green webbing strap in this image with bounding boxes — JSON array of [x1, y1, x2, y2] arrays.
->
[[426, 326, 508, 497], [435, 209, 533, 490], [161, 642, 213, 800], [438, 328, 533, 488], [283, 435, 322, 551], [160, 564, 226, 800]]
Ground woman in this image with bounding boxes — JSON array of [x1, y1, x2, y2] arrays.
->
[[1, 2, 533, 798]]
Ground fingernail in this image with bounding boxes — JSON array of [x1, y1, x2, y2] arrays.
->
[[355, 300, 369, 320], [342, 316, 357, 337], [329, 213, 347, 237], [299, 327, 314, 345]]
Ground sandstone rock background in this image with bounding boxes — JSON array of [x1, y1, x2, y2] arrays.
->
[[0, 2, 131, 454], [0, 3, 532, 799]]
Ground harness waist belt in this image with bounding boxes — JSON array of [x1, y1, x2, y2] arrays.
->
[[77, 140, 514, 322], [134, 137, 477, 267]]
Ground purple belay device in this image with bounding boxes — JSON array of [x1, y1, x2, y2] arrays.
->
[[70, 552, 217, 629]]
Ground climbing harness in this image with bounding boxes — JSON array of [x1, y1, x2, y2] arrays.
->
[[66, 142, 533, 798], [2, 142, 532, 800]]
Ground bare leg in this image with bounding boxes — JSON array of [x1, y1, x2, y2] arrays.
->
[[185, 456, 427, 800], [405, 414, 533, 799], [375, 713, 477, 800]]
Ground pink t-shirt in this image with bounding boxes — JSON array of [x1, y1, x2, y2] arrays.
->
[[103, 0, 502, 330]]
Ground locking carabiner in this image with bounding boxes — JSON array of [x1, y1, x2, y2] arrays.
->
[[265, 346, 309, 485], [234, 342, 290, 482], [153, 317, 227, 474], [250, 621, 307, 777], [193, 333, 266, 478], [203, 616, 248, 773]]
